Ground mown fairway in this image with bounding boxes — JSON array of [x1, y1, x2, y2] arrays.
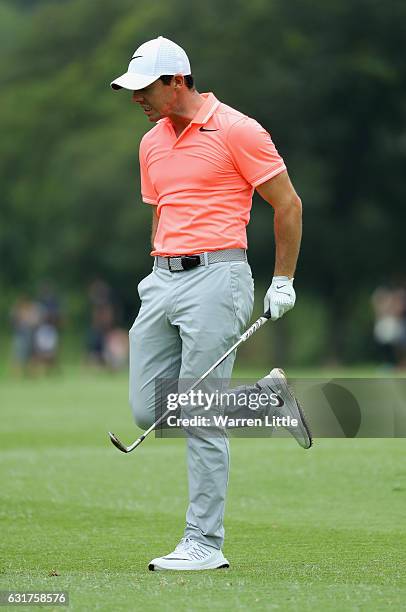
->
[[1, 370, 405, 611]]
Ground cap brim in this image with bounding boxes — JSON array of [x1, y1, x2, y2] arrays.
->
[[110, 72, 158, 91]]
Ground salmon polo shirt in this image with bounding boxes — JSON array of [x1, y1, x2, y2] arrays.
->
[[139, 92, 287, 256]]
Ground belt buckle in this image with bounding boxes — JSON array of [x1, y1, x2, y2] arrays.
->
[[181, 255, 201, 270], [167, 256, 180, 272]]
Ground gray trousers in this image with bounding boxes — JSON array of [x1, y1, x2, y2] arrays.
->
[[129, 260, 254, 549]]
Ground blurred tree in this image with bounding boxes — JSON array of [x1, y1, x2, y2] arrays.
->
[[0, 0, 405, 363]]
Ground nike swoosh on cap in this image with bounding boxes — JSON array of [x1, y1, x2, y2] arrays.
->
[[199, 127, 219, 132], [130, 55, 143, 60]]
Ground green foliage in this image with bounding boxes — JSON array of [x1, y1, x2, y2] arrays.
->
[[1, 0, 405, 362]]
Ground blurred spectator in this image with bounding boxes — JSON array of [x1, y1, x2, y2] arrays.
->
[[103, 328, 129, 371], [86, 279, 128, 369], [10, 285, 62, 376], [10, 297, 41, 375], [372, 285, 406, 368], [33, 283, 62, 372]]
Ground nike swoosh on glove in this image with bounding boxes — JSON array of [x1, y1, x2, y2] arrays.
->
[[264, 276, 296, 321]]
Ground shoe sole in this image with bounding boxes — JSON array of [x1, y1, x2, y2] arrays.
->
[[267, 369, 313, 449], [148, 562, 230, 571]]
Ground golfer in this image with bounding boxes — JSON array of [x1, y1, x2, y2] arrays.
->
[[111, 36, 311, 571]]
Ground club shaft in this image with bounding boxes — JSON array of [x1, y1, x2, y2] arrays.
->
[[113, 313, 270, 453]]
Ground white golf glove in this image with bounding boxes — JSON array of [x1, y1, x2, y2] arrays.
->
[[264, 276, 296, 321]]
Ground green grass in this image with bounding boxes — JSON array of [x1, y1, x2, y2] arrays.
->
[[1, 370, 406, 611]]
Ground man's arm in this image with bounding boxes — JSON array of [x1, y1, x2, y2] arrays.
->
[[150, 205, 158, 249], [256, 170, 302, 320], [256, 170, 302, 278]]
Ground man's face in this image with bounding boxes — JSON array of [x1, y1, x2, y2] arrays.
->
[[132, 78, 177, 122]]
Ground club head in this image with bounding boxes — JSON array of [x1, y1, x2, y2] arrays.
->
[[108, 432, 128, 453]]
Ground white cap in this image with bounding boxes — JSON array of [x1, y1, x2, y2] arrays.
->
[[110, 36, 191, 91]]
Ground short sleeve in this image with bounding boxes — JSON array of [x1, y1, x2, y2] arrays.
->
[[226, 117, 286, 187], [139, 138, 158, 205]]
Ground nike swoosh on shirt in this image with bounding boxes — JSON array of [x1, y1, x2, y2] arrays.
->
[[199, 127, 219, 132], [276, 285, 287, 289]]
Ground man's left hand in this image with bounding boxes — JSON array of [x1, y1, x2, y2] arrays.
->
[[264, 276, 296, 320]]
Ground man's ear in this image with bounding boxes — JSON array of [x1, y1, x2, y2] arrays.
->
[[173, 74, 184, 89]]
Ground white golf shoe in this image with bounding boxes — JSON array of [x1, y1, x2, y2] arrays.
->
[[257, 367, 313, 449], [148, 537, 229, 571]]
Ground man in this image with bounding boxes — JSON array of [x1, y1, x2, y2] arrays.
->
[[111, 36, 312, 571]]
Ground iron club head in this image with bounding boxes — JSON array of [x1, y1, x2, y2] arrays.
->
[[108, 432, 129, 453]]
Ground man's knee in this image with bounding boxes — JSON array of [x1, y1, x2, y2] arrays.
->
[[134, 413, 154, 431], [130, 399, 155, 430], [129, 384, 166, 430]]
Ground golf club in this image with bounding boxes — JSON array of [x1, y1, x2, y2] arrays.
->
[[108, 310, 271, 453]]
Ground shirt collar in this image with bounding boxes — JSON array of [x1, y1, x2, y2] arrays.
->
[[190, 92, 220, 125], [157, 93, 220, 128]]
